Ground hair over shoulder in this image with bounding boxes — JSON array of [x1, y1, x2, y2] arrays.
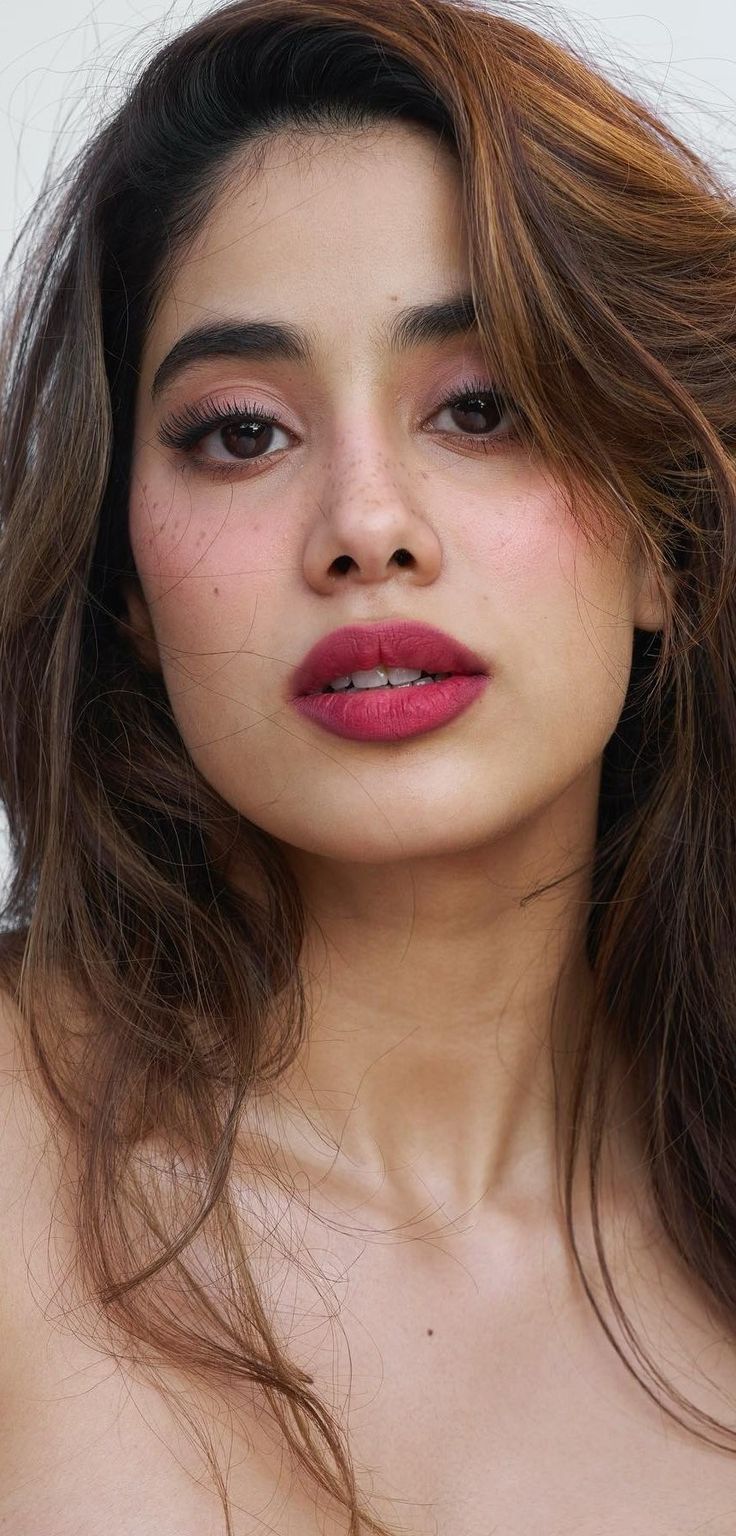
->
[[0, 2, 735, 1530]]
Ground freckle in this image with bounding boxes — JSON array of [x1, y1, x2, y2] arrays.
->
[[427, 1328, 433, 1336], [213, 587, 219, 596]]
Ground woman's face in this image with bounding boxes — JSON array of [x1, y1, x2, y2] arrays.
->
[[127, 123, 666, 864]]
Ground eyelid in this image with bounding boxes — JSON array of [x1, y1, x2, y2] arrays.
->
[[156, 393, 286, 450], [155, 375, 517, 467]]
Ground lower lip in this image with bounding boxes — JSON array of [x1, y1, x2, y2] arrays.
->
[[291, 674, 488, 742]]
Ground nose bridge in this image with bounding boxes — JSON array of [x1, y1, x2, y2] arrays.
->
[[303, 400, 441, 586], [324, 393, 403, 504], [329, 445, 407, 565]]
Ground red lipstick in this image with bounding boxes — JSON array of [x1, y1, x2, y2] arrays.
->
[[289, 620, 489, 743]]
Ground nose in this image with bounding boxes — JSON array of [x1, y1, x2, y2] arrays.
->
[[302, 467, 442, 593]]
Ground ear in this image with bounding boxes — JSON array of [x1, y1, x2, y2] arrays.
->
[[632, 550, 676, 634], [116, 575, 162, 673]]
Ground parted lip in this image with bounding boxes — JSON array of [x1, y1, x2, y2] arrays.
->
[[290, 620, 489, 697]]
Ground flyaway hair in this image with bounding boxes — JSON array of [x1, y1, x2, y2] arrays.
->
[[0, 1, 736, 1529]]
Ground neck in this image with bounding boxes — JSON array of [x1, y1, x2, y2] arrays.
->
[[241, 790, 646, 1236]]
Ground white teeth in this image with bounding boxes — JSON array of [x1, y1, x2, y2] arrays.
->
[[385, 667, 423, 685], [350, 667, 392, 689], [323, 665, 451, 693]]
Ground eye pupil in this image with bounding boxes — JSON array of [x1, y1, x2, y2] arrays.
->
[[453, 394, 501, 434], [220, 420, 269, 459]]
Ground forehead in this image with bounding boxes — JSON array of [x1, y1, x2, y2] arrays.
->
[[142, 123, 471, 376]]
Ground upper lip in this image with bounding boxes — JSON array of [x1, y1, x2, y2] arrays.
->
[[290, 620, 489, 696]]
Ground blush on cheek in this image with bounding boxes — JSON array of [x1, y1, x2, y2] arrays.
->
[[129, 487, 289, 691], [463, 492, 569, 602], [129, 478, 262, 599]]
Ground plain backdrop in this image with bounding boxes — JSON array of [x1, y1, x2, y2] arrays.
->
[[0, 0, 734, 895]]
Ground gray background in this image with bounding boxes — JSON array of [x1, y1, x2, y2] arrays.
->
[[0, 0, 734, 894]]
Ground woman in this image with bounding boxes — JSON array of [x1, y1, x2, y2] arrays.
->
[[0, 0, 735, 1530]]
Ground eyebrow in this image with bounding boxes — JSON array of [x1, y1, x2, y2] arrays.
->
[[150, 292, 479, 400]]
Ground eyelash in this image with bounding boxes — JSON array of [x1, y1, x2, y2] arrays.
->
[[156, 375, 519, 479]]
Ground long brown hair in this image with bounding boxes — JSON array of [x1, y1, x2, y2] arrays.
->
[[1, 1, 735, 1529]]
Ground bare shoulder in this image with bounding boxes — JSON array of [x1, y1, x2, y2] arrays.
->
[[0, 980, 52, 1176], [0, 978, 66, 1176], [0, 978, 345, 1536], [0, 984, 70, 1334]]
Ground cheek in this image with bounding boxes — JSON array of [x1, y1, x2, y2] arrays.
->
[[459, 477, 604, 604], [128, 474, 286, 665], [464, 482, 635, 747], [126, 473, 300, 789]]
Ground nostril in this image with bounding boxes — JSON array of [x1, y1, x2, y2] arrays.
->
[[330, 554, 354, 574], [393, 549, 413, 567]]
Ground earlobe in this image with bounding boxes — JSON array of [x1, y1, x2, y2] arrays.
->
[[116, 576, 161, 672]]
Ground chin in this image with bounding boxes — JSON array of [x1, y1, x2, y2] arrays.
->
[[268, 810, 507, 865]]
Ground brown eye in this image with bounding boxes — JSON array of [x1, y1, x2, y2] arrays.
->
[[432, 381, 511, 440], [218, 419, 278, 460], [157, 399, 291, 465], [448, 395, 504, 434]]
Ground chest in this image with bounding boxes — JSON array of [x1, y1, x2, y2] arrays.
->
[[2, 1181, 736, 1536], [235, 1202, 736, 1535]]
